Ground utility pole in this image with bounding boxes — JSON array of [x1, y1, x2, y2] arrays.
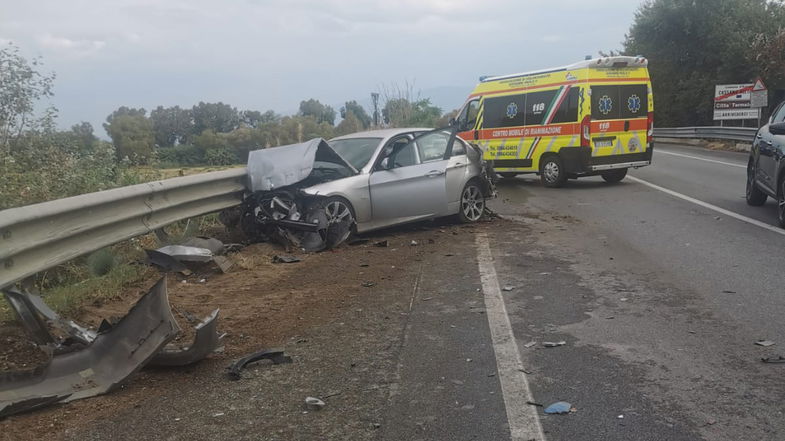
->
[[371, 93, 380, 127]]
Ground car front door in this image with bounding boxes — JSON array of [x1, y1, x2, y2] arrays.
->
[[368, 131, 451, 225], [758, 103, 785, 193]]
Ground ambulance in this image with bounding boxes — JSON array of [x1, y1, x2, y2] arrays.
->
[[453, 56, 654, 187]]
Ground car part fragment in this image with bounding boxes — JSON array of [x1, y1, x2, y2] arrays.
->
[[147, 240, 233, 273], [226, 348, 292, 381], [2, 288, 96, 347], [147, 310, 224, 367], [0, 278, 180, 418]]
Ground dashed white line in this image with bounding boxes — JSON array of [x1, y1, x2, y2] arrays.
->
[[627, 175, 785, 237], [476, 233, 546, 441], [656, 149, 746, 168]]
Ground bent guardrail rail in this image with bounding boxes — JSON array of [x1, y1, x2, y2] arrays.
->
[[0, 168, 247, 289], [653, 127, 757, 142]]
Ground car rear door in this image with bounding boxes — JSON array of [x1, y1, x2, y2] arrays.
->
[[368, 130, 451, 223], [757, 103, 785, 193]]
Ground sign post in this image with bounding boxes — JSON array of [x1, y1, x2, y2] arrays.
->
[[750, 78, 768, 127], [713, 83, 760, 123]]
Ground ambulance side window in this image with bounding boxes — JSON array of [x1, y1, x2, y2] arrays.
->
[[591, 85, 648, 120], [524, 90, 558, 125], [550, 88, 581, 124]]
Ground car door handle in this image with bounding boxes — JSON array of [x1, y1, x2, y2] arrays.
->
[[426, 170, 445, 178], [765, 140, 774, 146], [757, 133, 763, 139]]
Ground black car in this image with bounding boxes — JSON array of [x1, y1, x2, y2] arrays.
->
[[746, 100, 785, 226]]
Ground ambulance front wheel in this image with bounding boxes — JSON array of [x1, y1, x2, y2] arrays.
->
[[540, 155, 567, 188], [601, 168, 628, 184]]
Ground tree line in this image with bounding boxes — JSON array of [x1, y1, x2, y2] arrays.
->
[[620, 0, 785, 126]]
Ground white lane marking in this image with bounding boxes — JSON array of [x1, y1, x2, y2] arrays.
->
[[627, 176, 785, 237], [476, 233, 546, 441], [656, 149, 746, 169]]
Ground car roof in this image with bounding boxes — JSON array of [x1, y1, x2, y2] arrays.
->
[[330, 127, 433, 142]]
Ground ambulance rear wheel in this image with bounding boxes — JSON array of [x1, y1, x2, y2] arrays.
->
[[601, 168, 628, 184], [498, 172, 518, 179], [540, 156, 567, 188]]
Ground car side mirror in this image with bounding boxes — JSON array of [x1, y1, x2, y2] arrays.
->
[[770, 122, 785, 135], [449, 117, 457, 126]]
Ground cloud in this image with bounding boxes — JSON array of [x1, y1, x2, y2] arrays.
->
[[37, 34, 106, 58]]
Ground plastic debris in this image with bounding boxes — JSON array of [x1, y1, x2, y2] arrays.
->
[[305, 397, 326, 410], [502, 286, 515, 292], [761, 356, 785, 363], [756, 340, 776, 347], [523, 341, 537, 348], [362, 281, 376, 288], [410, 240, 418, 246], [544, 401, 572, 414], [543, 341, 567, 348], [272, 255, 301, 264], [374, 240, 389, 247]]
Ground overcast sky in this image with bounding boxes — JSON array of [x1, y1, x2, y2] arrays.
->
[[1, 0, 645, 135]]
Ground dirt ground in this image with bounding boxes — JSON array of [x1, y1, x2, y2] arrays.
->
[[0, 219, 488, 440]]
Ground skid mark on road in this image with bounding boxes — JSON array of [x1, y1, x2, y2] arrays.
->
[[656, 149, 746, 168], [476, 233, 546, 441], [628, 175, 785, 237]]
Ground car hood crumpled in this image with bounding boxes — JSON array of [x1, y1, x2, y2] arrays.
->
[[247, 138, 357, 192]]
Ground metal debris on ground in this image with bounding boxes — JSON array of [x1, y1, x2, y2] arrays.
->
[[761, 356, 785, 363], [374, 240, 389, 248], [226, 348, 293, 381], [362, 281, 376, 288], [523, 341, 537, 348], [543, 341, 567, 348], [502, 286, 515, 292], [305, 396, 326, 410], [272, 255, 301, 264], [755, 340, 776, 347], [147, 309, 225, 367], [0, 278, 180, 418], [410, 240, 418, 246], [544, 401, 573, 414], [146, 237, 233, 273]]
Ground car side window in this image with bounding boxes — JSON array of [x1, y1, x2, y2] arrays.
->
[[451, 138, 466, 156], [389, 136, 418, 168], [415, 131, 451, 163]]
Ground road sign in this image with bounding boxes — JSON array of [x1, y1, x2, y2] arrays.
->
[[750, 78, 768, 108], [714, 83, 760, 120]]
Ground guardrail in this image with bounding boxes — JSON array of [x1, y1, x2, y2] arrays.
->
[[653, 127, 757, 142], [0, 168, 247, 289]]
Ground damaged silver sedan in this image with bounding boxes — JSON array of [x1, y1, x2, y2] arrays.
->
[[235, 127, 495, 250]]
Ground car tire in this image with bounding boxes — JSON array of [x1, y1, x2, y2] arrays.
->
[[540, 155, 567, 188], [458, 180, 485, 223], [498, 172, 518, 179], [746, 160, 767, 206], [601, 168, 628, 183], [778, 179, 785, 228]]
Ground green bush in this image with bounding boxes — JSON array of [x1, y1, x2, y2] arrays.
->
[[87, 248, 117, 276], [204, 146, 239, 165], [157, 144, 205, 167]]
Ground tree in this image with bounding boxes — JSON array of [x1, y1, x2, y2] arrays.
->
[[340, 101, 371, 129], [192, 102, 240, 134], [240, 109, 279, 128], [104, 114, 155, 163], [336, 111, 363, 136], [383, 98, 442, 127], [620, 0, 785, 126], [0, 42, 56, 151], [299, 99, 336, 125], [150, 106, 193, 147], [70, 121, 97, 154]]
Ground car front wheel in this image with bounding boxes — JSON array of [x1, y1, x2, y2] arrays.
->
[[458, 181, 485, 223], [746, 160, 767, 206]]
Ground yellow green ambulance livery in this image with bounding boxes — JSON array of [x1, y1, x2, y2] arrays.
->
[[453, 56, 654, 187]]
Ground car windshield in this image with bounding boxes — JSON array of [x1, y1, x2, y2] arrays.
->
[[328, 137, 382, 170]]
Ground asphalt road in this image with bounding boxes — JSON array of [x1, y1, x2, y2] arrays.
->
[[477, 142, 785, 440]]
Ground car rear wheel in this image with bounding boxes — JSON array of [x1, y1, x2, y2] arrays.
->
[[458, 181, 485, 223], [540, 155, 567, 188], [601, 168, 628, 183], [778, 179, 785, 228], [746, 160, 767, 206]]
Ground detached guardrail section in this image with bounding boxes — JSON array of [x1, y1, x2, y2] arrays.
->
[[653, 127, 757, 142], [0, 168, 247, 289]]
